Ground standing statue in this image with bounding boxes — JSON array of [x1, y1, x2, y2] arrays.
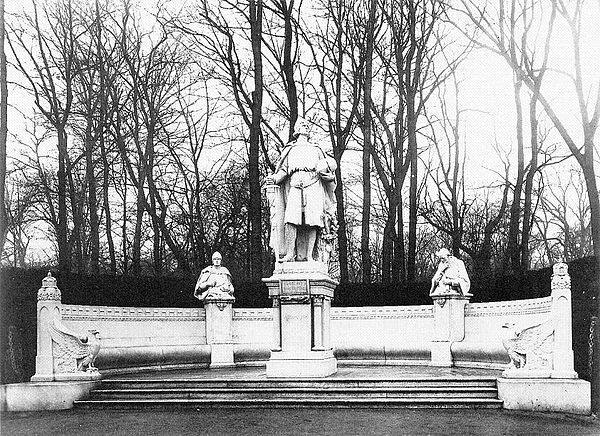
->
[[430, 248, 471, 296], [266, 118, 338, 263], [194, 252, 234, 301]]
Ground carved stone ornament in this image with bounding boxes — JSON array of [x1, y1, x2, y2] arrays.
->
[[49, 319, 101, 373], [216, 301, 229, 311], [435, 298, 446, 308], [551, 262, 571, 292], [312, 295, 325, 306], [502, 320, 554, 371], [279, 295, 311, 304], [37, 272, 61, 301]]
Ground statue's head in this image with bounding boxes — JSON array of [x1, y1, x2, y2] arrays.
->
[[435, 248, 451, 260], [293, 117, 310, 139], [212, 252, 222, 267]]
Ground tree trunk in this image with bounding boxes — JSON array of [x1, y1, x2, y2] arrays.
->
[[132, 162, 145, 276], [521, 94, 539, 270], [248, 0, 263, 280], [57, 128, 70, 273], [393, 202, 405, 283], [361, 2, 375, 283], [507, 77, 525, 274], [406, 96, 418, 283], [334, 156, 349, 283], [381, 206, 396, 284], [281, 0, 298, 140], [85, 117, 100, 275], [0, 0, 7, 255]]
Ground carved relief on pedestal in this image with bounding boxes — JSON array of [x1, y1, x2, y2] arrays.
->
[[501, 320, 554, 371], [49, 319, 101, 373], [279, 295, 311, 304]]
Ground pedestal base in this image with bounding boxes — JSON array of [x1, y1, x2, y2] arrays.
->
[[210, 343, 235, 368], [430, 341, 453, 367], [264, 261, 338, 378], [267, 350, 337, 378], [497, 377, 591, 415]]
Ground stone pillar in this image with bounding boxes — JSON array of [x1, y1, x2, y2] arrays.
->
[[264, 261, 337, 377], [550, 262, 577, 379], [204, 295, 235, 368], [31, 272, 62, 382], [430, 293, 471, 367]]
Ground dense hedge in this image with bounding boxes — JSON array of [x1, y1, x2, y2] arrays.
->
[[1, 257, 597, 384]]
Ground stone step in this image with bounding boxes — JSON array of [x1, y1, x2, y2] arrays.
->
[[91, 386, 499, 400], [101, 377, 498, 390], [75, 397, 503, 409]]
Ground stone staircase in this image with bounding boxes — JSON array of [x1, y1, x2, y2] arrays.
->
[[74, 375, 503, 409]]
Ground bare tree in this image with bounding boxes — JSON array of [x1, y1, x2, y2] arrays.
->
[[7, 0, 84, 273]]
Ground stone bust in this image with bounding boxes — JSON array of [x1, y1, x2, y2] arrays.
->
[[429, 248, 471, 296], [194, 252, 234, 301]]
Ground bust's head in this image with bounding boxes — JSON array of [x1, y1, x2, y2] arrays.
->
[[212, 252, 222, 267], [435, 248, 451, 261]]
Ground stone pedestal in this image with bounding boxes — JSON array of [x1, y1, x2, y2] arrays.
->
[[264, 261, 337, 378], [204, 295, 235, 368], [430, 293, 471, 367]]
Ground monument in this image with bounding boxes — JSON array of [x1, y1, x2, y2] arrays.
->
[[264, 118, 338, 377], [195, 252, 235, 368], [429, 248, 472, 367]]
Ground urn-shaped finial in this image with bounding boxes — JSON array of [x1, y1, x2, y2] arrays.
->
[[38, 271, 61, 301]]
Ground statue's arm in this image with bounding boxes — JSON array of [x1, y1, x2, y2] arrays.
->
[[270, 170, 287, 185], [195, 271, 212, 292]]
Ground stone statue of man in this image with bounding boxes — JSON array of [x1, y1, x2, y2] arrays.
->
[[194, 252, 234, 301], [430, 248, 471, 296], [266, 118, 337, 263]]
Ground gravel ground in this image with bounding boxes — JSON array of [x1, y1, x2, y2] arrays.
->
[[2, 408, 598, 436]]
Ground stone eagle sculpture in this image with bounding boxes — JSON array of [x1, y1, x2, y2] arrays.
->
[[49, 319, 101, 373], [501, 320, 554, 370]]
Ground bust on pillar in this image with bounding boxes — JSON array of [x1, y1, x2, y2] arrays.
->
[[429, 248, 472, 367], [264, 118, 338, 377], [195, 252, 235, 368]]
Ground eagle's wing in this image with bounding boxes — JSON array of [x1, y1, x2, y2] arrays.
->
[[49, 319, 92, 360], [512, 319, 554, 354]]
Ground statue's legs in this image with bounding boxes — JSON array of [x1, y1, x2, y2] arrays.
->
[[280, 223, 297, 262], [306, 227, 317, 261], [295, 227, 318, 261]]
